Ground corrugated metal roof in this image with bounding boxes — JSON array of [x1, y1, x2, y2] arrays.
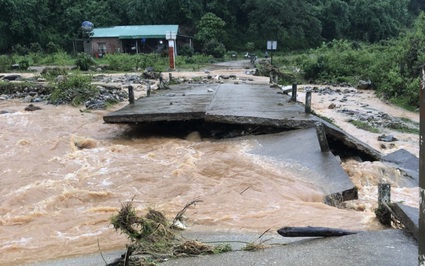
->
[[91, 25, 179, 39]]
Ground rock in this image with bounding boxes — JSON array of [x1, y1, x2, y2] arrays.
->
[[22, 95, 33, 103], [56, 75, 67, 83], [72, 136, 97, 150], [32, 97, 43, 102], [186, 131, 202, 142], [3, 74, 22, 81], [357, 80, 372, 90], [0, 110, 10, 114], [328, 103, 336, 109], [24, 104, 41, 111], [85, 100, 107, 110], [378, 134, 397, 142]]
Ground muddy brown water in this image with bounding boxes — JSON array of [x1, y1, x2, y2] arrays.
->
[[0, 97, 418, 265]]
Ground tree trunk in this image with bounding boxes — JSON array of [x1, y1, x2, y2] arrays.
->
[[277, 226, 360, 237]]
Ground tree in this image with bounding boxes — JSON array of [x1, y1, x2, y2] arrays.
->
[[0, 0, 50, 53], [348, 0, 410, 42], [408, 0, 425, 16], [125, 0, 166, 25], [194, 12, 227, 57], [319, 0, 350, 40], [243, 0, 322, 49], [195, 12, 227, 44]]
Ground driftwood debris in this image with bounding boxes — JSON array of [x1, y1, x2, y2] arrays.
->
[[277, 226, 360, 238]]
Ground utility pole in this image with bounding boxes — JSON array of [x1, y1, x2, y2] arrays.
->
[[420, 65, 425, 266]]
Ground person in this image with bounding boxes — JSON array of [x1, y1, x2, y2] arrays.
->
[[265, 51, 269, 59]]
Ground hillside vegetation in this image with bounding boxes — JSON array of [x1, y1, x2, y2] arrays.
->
[[0, 0, 424, 109]]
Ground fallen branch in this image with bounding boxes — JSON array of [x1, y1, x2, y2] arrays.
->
[[277, 226, 360, 238], [172, 199, 203, 226]]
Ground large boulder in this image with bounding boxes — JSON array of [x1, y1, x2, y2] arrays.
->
[[357, 80, 373, 90], [2, 74, 22, 81]]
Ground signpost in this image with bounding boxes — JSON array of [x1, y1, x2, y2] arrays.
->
[[166, 31, 177, 69], [420, 65, 425, 266], [267, 40, 277, 65]]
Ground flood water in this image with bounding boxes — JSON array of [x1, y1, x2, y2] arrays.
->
[[0, 99, 418, 265]]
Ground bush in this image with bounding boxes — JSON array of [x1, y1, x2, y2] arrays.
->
[[0, 55, 13, 72], [105, 53, 168, 72], [202, 39, 226, 58], [298, 34, 423, 109], [179, 44, 195, 57], [40, 51, 74, 65], [49, 74, 96, 106], [18, 58, 30, 70], [75, 52, 96, 71], [29, 42, 42, 54], [12, 44, 29, 55], [245, 42, 255, 51], [46, 42, 60, 54]]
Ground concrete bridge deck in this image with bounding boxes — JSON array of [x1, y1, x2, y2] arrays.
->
[[103, 83, 317, 127]]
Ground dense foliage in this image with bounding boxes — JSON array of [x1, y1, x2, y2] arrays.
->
[[0, 0, 423, 54], [300, 13, 425, 109], [0, 0, 424, 110]]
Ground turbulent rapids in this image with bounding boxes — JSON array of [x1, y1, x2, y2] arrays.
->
[[0, 91, 419, 265]]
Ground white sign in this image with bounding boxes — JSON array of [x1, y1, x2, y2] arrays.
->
[[267, 40, 277, 50]]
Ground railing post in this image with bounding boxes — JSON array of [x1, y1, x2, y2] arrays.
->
[[128, 85, 134, 104], [291, 83, 297, 102], [419, 65, 425, 265], [315, 122, 330, 152], [147, 84, 151, 97], [377, 183, 392, 227], [305, 89, 312, 114]]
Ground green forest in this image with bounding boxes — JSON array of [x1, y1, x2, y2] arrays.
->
[[1, 0, 425, 108], [0, 0, 424, 53]]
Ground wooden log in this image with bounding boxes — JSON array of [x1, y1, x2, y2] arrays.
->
[[277, 226, 359, 237]]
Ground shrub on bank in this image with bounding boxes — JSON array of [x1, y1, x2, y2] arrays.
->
[[49, 74, 96, 106]]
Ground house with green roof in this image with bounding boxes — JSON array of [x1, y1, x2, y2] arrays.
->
[[89, 25, 179, 57]]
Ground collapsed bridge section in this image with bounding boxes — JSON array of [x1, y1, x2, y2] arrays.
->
[[104, 83, 382, 204]]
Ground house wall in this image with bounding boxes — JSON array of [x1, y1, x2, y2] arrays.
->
[[91, 38, 122, 57]]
